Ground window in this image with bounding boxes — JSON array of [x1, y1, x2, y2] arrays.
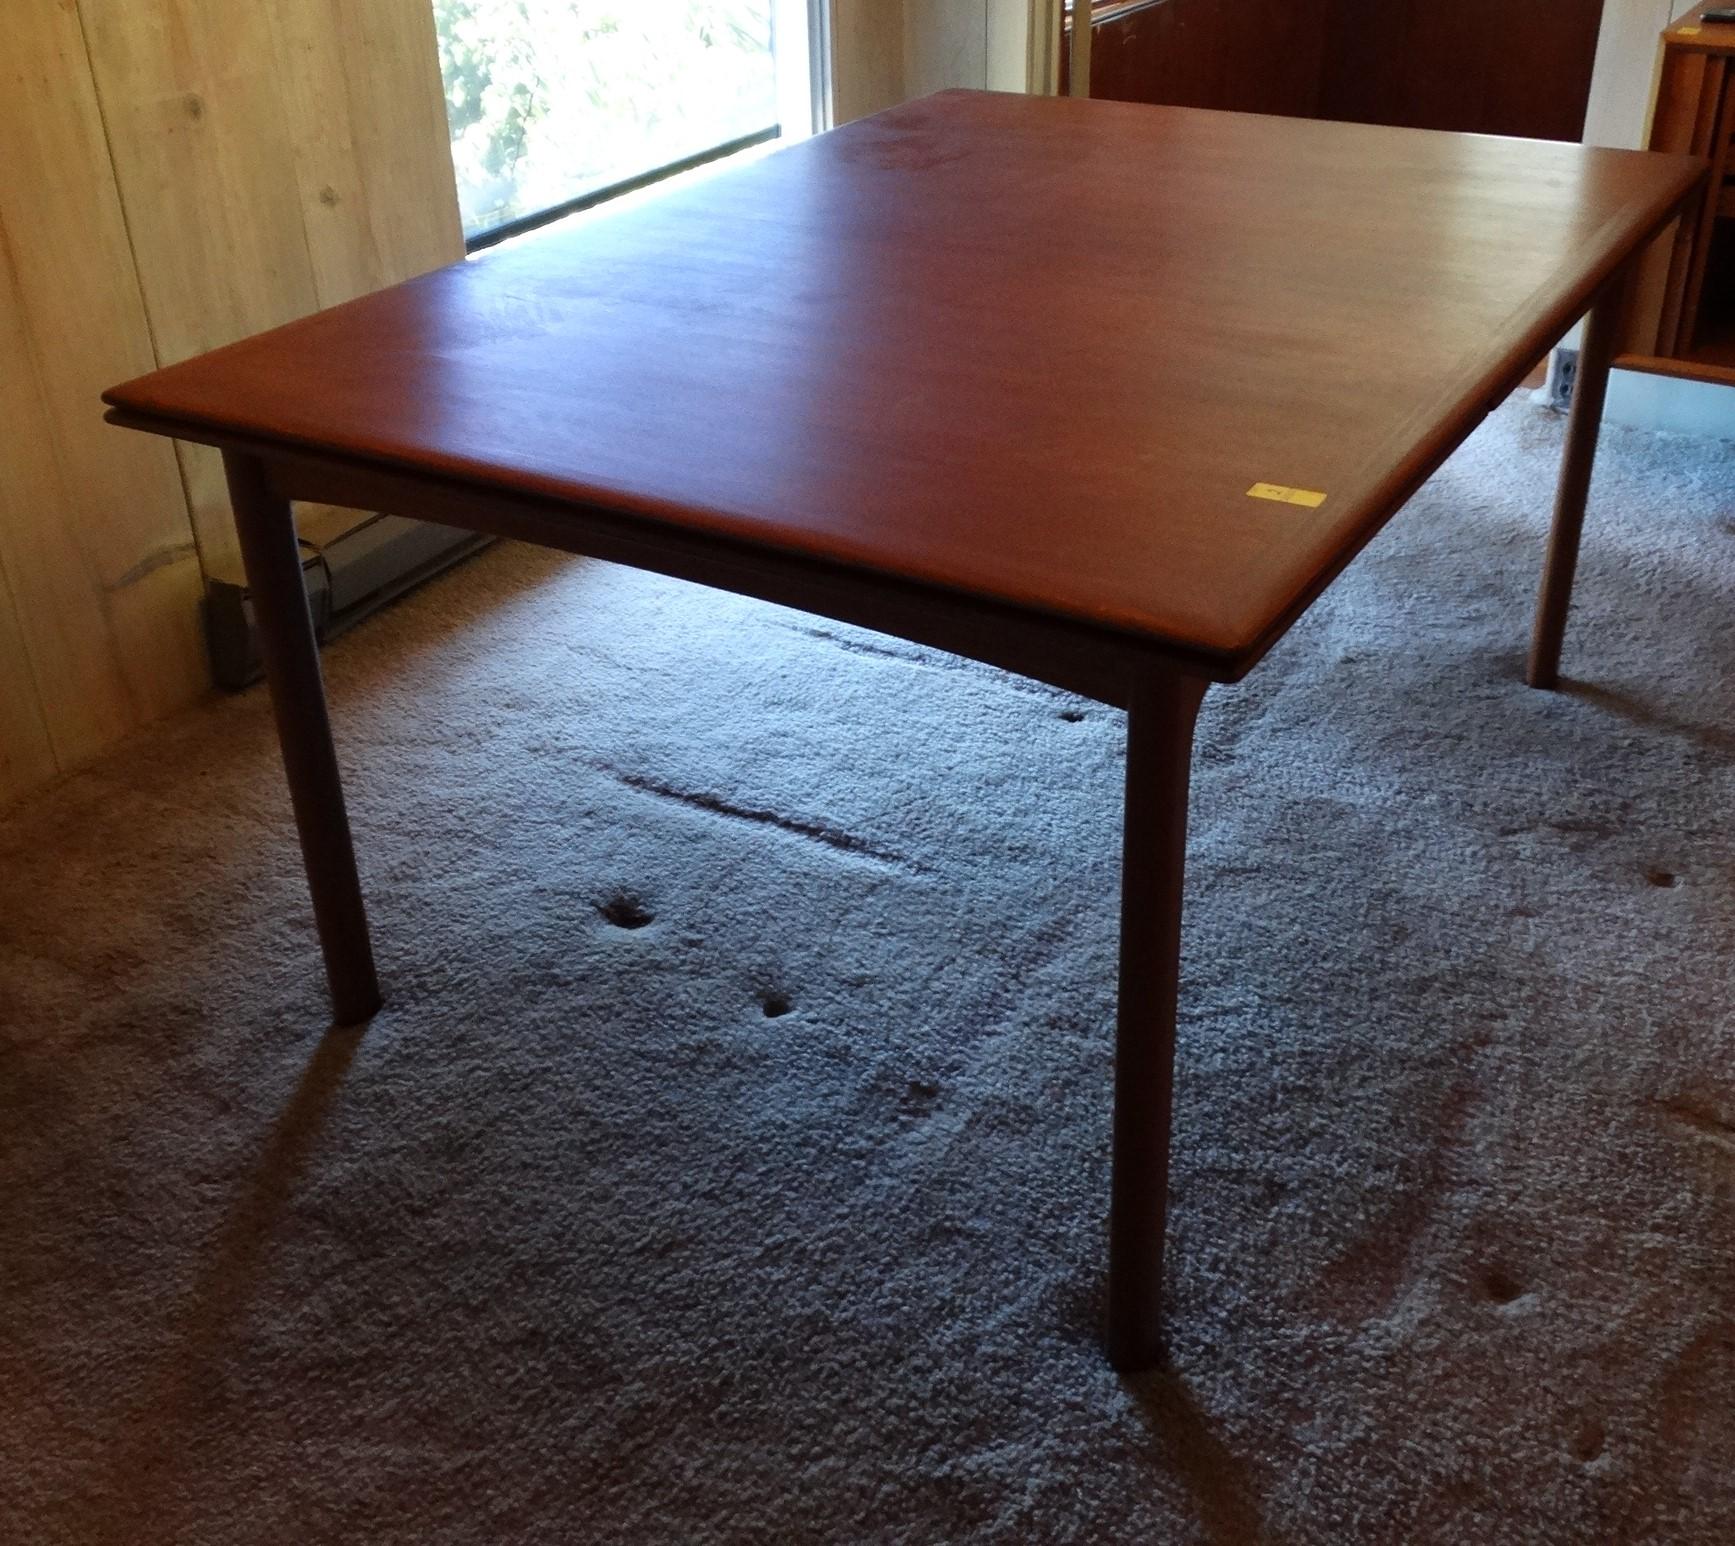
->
[[434, 2, 785, 247]]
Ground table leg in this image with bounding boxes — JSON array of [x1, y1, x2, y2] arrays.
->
[[1527, 266, 1633, 690], [1108, 669, 1206, 1371], [225, 452, 382, 1026]]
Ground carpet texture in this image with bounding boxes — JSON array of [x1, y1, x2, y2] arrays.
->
[[2, 399, 1733, 1544]]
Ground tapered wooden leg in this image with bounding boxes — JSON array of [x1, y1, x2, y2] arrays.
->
[[225, 452, 381, 1025], [1107, 670, 1207, 1371], [1528, 266, 1633, 690]]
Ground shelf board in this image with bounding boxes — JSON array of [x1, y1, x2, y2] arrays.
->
[[1616, 350, 1735, 386]]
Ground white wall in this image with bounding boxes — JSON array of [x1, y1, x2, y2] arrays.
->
[[905, 0, 986, 95], [902, 0, 1040, 97], [831, 1, 1044, 123], [1583, 0, 1676, 150]]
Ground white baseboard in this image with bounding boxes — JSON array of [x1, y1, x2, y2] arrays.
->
[[1605, 368, 1735, 441]]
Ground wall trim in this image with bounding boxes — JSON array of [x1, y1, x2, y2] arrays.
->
[[205, 516, 491, 690], [1025, 0, 1064, 94], [808, 0, 837, 130]]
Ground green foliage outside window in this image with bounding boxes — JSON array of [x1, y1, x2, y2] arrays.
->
[[433, 1, 777, 239]]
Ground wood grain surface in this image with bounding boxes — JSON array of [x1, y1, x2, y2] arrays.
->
[[0, 0, 207, 795], [1066, 0, 1607, 143], [831, 0, 909, 122], [1664, 0, 1735, 47], [106, 92, 1703, 675], [1319, 0, 1609, 143], [1, 0, 466, 806], [1620, 6, 1735, 378], [81, 0, 464, 579], [1066, 0, 1333, 119]]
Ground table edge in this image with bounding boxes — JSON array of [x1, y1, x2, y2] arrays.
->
[[105, 403, 1236, 699], [100, 127, 1709, 684]]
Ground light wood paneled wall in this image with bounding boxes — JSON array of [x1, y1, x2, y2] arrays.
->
[[81, 0, 465, 580], [0, 1, 207, 801], [2, 0, 1011, 806], [833, 0, 908, 121], [898, 0, 1039, 105], [0, 0, 462, 806]]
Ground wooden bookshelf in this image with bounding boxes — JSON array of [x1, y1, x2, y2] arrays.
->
[[1622, 3, 1735, 385]]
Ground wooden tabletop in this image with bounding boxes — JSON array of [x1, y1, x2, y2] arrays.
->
[[105, 91, 1703, 675]]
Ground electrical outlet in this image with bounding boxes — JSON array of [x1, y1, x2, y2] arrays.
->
[[1547, 347, 1579, 413]]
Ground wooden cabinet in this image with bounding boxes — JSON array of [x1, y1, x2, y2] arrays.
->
[[1622, 4, 1735, 382], [1319, 0, 1607, 142], [1061, 0, 1608, 143], [1061, 1, 1333, 118]]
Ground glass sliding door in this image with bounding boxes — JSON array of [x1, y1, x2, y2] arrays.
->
[[434, 1, 782, 246]]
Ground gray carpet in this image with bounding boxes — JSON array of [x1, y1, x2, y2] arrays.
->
[[2, 398, 1733, 1544]]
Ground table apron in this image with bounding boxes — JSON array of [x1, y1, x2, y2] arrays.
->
[[201, 433, 1226, 706]]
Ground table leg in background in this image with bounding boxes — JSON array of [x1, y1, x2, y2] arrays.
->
[[1108, 670, 1207, 1371], [225, 451, 382, 1026], [1528, 265, 1633, 690]]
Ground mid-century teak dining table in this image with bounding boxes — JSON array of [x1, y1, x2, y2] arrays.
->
[[105, 92, 1703, 1370]]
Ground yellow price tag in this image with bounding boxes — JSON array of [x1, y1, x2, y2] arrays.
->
[[1678, 25, 1702, 34], [1247, 482, 1328, 509]]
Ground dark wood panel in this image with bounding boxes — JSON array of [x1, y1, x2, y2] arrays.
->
[[1064, 0, 1330, 116], [1319, 0, 1607, 142], [1065, 0, 1606, 143]]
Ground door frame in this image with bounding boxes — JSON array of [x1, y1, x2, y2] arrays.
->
[[777, 0, 833, 136], [1022, 0, 1066, 94]]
